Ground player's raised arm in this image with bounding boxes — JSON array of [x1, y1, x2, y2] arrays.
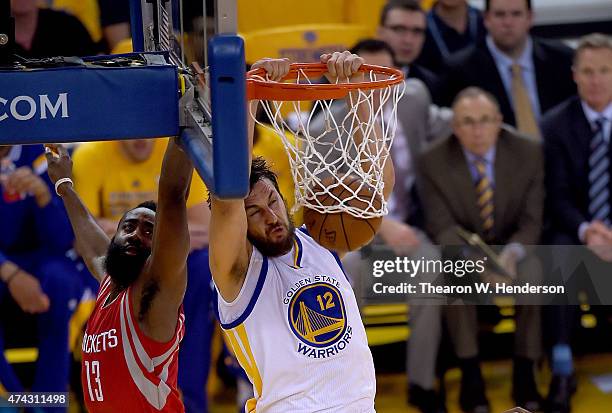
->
[[321, 51, 395, 201], [209, 58, 289, 302], [45, 144, 110, 282], [138, 137, 192, 339]]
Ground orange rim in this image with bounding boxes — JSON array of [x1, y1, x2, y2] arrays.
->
[[246, 63, 404, 101]]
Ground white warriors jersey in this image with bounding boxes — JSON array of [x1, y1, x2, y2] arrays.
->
[[214, 228, 376, 413]]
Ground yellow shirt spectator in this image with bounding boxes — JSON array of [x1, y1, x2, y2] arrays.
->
[[72, 138, 207, 221]]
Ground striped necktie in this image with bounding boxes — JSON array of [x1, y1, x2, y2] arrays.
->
[[511, 63, 540, 139], [589, 118, 610, 225], [474, 158, 494, 236]]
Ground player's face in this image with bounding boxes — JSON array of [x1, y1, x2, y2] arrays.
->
[[105, 208, 155, 289], [574, 48, 612, 113], [484, 0, 532, 54], [453, 94, 502, 157], [120, 139, 155, 163], [378, 9, 426, 66], [245, 179, 295, 257]]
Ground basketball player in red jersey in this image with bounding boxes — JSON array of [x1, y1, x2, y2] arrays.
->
[[45, 139, 192, 412]]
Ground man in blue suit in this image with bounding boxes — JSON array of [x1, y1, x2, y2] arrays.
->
[[541, 33, 612, 413]]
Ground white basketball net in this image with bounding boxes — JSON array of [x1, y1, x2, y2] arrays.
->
[[252, 69, 405, 219]]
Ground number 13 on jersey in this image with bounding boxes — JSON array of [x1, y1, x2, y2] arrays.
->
[[85, 360, 104, 402]]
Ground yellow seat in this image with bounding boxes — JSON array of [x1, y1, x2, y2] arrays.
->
[[237, 0, 411, 38], [242, 23, 371, 64]]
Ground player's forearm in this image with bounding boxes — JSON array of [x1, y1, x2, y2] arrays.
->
[[158, 138, 193, 202], [57, 185, 110, 265]]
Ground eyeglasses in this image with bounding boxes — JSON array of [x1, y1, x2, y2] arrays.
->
[[384, 25, 426, 36], [455, 116, 500, 128]]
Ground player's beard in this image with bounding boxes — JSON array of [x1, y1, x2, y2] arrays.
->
[[249, 215, 296, 258], [104, 238, 151, 291]]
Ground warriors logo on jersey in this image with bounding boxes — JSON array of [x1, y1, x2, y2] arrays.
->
[[285, 276, 353, 358]]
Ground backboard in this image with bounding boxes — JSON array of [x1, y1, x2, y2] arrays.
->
[[130, 0, 239, 68], [129, 0, 249, 199]]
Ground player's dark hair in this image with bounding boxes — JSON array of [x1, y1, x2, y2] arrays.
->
[[118, 200, 157, 225], [485, 0, 531, 12], [379, 0, 423, 27], [250, 157, 281, 194], [205, 157, 282, 208], [135, 200, 157, 213], [350, 39, 396, 61]]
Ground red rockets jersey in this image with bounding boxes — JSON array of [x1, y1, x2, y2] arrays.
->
[[81, 276, 185, 412]]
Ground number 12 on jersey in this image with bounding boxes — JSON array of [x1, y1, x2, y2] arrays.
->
[[85, 360, 104, 402], [316, 292, 336, 311]]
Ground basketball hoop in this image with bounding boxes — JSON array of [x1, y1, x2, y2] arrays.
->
[[247, 63, 405, 219]]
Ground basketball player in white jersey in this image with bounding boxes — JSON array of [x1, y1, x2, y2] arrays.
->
[[209, 51, 395, 412]]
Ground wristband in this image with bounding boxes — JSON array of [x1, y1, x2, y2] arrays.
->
[[2, 267, 20, 285], [55, 177, 73, 196]]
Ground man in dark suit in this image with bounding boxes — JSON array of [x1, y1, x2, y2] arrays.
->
[[442, 0, 575, 139], [377, 0, 443, 103], [418, 87, 544, 413], [541, 33, 612, 413], [418, 0, 487, 75]]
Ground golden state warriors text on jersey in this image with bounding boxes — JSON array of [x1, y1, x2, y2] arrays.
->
[[285, 275, 353, 359], [216, 229, 377, 412]]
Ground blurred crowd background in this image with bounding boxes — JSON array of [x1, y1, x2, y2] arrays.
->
[[1, 0, 612, 412]]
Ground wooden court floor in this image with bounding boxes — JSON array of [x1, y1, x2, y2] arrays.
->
[[210, 353, 612, 413]]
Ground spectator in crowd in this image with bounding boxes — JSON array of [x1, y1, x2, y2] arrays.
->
[[11, 0, 98, 58], [418, 87, 544, 413], [0, 145, 85, 408], [442, 0, 575, 139], [97, 0, 130, 51], [71, 138, 214, 413], [310, 39, 452, 413], [541, 33, 612, 413], [377, 0, 443, 103], [45, 0, 103, 47], [417, 0, 487, 74]]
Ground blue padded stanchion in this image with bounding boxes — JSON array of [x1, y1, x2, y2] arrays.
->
[[208, 34, 249, 199], [0, 57, 179, 145]]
